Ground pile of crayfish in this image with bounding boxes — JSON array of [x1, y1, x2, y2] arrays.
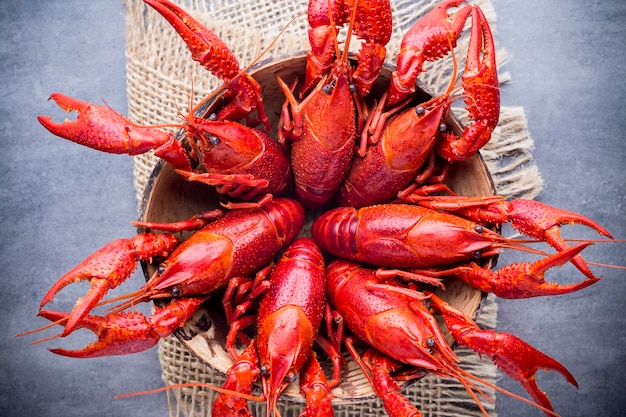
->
[[23, 0, 620, 416]]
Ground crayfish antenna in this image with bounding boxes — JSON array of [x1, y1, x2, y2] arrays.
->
[[114, 382, 263, 402], [456, 367, 562, 417], [446, 368, 492, 417], [339, 0, 359, 64], [92, 287, 148, 310], [15, 318, 68, 341], [98, 287, 165, 316], [15, 313, 65, 337]]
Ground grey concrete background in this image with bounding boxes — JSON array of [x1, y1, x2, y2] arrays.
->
[[1, 0, 624, 416]]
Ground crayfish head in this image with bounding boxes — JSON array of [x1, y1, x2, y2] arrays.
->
[[186, 118, 263, 171], [256, 305, 315, 413]]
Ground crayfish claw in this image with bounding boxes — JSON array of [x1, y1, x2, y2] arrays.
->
[[37, 93, 93, 141], [38, 297, 205, 358], [38, 309, 161, 358], [437, 4, 500, 161], [387, 0, 472, 107], [429, 293, 578, 415], [143, 0, 240, 79], [508, 199, 614, 241], [498, 241, 600, 298], [507, 199, 614, 279], [492, 331, 579, 415], [455, 241, 600, 299], [46, 278, 111, 337], [39, 92, 192, 170], [39, 234, 179, 335]]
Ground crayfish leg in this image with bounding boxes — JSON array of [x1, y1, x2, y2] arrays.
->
[[345, 340, 424, 417], [212, 340, 260, 417], [299, 352, 335, 417], [132, 208, 224, 232]]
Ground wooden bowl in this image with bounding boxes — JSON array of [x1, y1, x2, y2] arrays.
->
[[138, 52, 496, 404]]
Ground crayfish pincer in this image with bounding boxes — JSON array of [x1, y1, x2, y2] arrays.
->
[[29, 198, 304, 358]]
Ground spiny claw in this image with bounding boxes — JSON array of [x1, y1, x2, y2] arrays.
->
[[40, 234, 179, 336], [507, 199, 614, 279], [38, 92, 191, 170], [143, 0, 239, 79], [435, 4, 500, 161], [38, 93, 145, 154], [39, 297, 205, 358], [144, 0, 270, 130], [429, 293, 578, 416], [507, 198, 614, 239], [447, 242, 600, 298], [38, 309, 162, 358], [387, 0, 472, 107]]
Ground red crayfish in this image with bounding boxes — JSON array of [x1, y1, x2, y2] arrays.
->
[[213, 237, 340, 417], [31, 197, 304, 357], [313, 199, 614, 416], [37, 0, 291, 207], [325, 260, 580, 417], [312, 198, 612, 298]]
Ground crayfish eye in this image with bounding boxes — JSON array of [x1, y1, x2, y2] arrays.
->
[[322, 84, 333, 95], [473, 250, 482, 260], [207, 135, 220, 146], [170, 286, 181, 297], [348, 83, 356, 93], [260, 365, 269, 375], [475, 225, 484, 234], [287, 372, 297, 383], [415, 106, 425, 116], [208, 113, 218, 121], [439, 123, 448, 132], [425, 337, 435, 349], [157, 264, 166, 275]]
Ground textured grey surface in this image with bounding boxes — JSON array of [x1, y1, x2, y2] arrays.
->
[[1, 0, 624, 416]]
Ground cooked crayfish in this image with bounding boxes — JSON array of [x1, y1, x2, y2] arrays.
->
[[214, 237, 339, 416], [278, 0, 396, 208], [343, 0, 500, 208], [326, 259, 579, 416], [34, 198, 304, 357], [38, 0, 291, 206], [312, 199, 611, 298]]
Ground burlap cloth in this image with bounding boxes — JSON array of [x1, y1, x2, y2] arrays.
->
[[123, 0, 543, 416]]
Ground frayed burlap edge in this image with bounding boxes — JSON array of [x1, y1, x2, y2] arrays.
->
[[123, 1, 543, 416]]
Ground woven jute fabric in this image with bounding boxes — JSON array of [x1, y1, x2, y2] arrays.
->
[[123, 0, 543, 416]]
